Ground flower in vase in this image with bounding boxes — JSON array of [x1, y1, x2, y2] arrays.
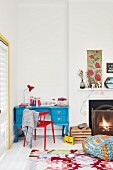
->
[[78, 69, 84, 81]]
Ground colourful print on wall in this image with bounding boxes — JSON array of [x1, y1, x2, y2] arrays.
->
[[87, 50, 102, 88]]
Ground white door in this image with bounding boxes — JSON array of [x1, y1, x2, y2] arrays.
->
[[0, 41, 8, 155]]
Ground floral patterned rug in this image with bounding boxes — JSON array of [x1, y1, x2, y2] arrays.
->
[[26, 149, 113, 170]]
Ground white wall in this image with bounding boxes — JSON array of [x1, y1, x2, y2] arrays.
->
[[1, 0, 113, 143], [17, 0, 113, 127], [69, 0, 113, 126], [0, 0, 17, 144], [17, 0, 69, 104]]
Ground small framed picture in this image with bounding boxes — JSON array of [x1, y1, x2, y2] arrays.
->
[[106, 63, 113, 73], [104, 77, 113, 88]]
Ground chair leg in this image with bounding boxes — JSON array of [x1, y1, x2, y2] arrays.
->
[[23, 136, 26, 147], [51, 122, 55, 143], [34, 129, 36, 140], [44, 127, 46, 150]]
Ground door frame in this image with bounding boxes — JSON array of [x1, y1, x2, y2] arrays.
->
[[0, 34, 10, 149]]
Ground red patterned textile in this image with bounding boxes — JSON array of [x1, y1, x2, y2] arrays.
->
[[28, 149, 113, 170]]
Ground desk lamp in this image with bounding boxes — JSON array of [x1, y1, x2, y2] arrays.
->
[[23, 84, 35, 104]]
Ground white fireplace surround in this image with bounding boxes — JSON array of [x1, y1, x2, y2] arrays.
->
[[79, 89, 113, 127]]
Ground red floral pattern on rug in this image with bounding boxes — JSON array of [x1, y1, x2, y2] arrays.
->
[[28, 149, 113, 170]]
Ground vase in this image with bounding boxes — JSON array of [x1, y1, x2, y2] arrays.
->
[[80, 79, 85, 89]]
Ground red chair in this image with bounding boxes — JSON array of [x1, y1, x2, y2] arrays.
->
[[23, 111, 55, 150]]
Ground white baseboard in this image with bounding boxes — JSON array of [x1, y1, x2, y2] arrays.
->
[[10, 134, 15, 146]]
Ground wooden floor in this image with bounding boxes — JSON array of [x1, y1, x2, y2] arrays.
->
[[0, 136, 82, 170]]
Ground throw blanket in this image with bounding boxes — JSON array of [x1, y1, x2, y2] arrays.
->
[[22, 109, 39, 148]]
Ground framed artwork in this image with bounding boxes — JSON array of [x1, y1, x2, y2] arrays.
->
[[106, 63, 113, 73], [104, 77, 113, 88], [87, 50, 102, 88]]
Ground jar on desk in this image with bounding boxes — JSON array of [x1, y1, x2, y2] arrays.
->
[[30, 96, 36, 106], [30, 96, 34, 106], [36, 97, 41, 106]]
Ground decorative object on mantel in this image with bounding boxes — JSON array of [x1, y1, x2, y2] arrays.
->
[[104, 77, 113, 88], [106, 63, 113, 73], [78, 69, 85, 89], [87, 50, 102, 88]]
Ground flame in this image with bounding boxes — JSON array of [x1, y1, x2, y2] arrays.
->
[[102, 116, 109, 127], [99, 116, 111, 131]]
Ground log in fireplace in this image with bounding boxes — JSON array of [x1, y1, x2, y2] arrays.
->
[[92, 105, 113, 135]]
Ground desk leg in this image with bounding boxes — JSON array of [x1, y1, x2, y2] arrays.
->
[[62, 126, 65, 137], [65, 125, 68, 135], [62, 125, 69, 136], [20, 127, 24, 137], [14, 126, 18, 142]]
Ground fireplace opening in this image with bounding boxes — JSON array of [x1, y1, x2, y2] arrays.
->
[[89, 100, 113, 135], [92, 108, 113, 135]]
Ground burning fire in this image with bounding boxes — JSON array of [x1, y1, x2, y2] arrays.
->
[[102, 117, 109, 127], [99, 116, 111, 131]]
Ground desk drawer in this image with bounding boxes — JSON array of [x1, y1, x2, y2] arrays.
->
[[52, 115, 67, 123], [51, 108, 68, 116], [14, 107, 25, 125], [14, 107, 50, 125], [51, 108, 68, 124]]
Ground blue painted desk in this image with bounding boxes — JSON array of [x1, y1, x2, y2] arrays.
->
[[14, 106, 69, 142]]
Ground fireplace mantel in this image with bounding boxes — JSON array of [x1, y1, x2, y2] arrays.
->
[[78, 88, 113, 91], [78, 88, 113, 126]]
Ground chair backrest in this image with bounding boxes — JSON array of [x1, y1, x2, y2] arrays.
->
[[39, 111, 48, 123]]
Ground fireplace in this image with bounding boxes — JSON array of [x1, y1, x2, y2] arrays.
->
[[92, 109, 113, 135], [89, 100, 113, 135]]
